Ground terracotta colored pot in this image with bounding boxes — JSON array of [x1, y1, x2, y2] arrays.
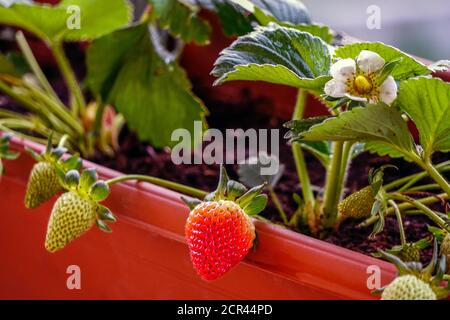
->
[[0, 138, 396, 299]]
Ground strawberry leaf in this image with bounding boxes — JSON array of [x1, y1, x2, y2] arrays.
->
[[86, 24, 207, 149], [292, 103, 417, 160], [228, 0, 311, 25], [148, 0, 211, 45], [212, 24, 332, 91], [396, 77, 450, 159], [0, 0, 132, 42], [334, 42, 430, 80]]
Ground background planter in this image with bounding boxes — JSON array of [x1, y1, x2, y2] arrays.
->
[[0, 138, 396, 299]]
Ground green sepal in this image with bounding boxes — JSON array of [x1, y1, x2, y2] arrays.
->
[[236, 184, 266, 208], [226, 180, 247, 201], [181, 196, 202, 211], [80, 168, 98, 191], [377, 249, 412, 275], [62, 155, 82, 172], [243, 194, 268, 216], [97, 205, 116, 222], [64, 170, 80, 189], [427, 226, 446, 242], [215, 164, 229, 200], [45, 133, 53, 155], [204, 192, 216, 202], [90, 181, 110, 202], [96, 219, 112, 233], [2, 151, 20, 160], [50, 147, 67, 161], [25, 146, 41, 162]]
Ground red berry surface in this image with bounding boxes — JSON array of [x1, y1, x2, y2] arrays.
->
[[185, 200, 255, 281]]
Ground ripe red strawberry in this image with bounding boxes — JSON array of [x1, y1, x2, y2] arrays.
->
[[185, 200, 255, 280], [183, 165, 267, 281]]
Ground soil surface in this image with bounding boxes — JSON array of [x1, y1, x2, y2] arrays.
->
[[1, 33, 449, 264]]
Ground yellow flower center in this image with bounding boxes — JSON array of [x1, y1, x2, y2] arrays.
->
[[354, 75, 373, 94]]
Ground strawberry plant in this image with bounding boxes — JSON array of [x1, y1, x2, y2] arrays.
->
[[212, 7, 450, 238]]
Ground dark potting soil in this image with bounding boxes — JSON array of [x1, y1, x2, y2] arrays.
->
[[0, 34, 448, 263]]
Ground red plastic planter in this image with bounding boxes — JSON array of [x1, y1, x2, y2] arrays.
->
[[0, 138, 396, 299]]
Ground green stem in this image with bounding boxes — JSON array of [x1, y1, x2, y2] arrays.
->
[[406, 184, 441, 192], [336, 141, 353, 199], [420, 159, 450, 198], [384, 161, 450, 191], [15, 31, 61, 104], [389, 193, 450, 232], [25, 83, 83, 136], [106, 175, 208, 199], [267, 184, 289, 225], [358, 193, 449, 228], [292, 89, 315, 206], [388, 200, 406, 245], [322, 141, 344, 227], [51, 41, 86, 116]]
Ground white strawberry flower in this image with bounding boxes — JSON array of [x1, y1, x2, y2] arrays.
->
[[324, 50, 398, 104]]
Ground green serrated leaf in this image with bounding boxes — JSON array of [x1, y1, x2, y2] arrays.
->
[[396, 77, 450, 158], [0, 0, 132, 42], [148, 0, 211, 44], [228, 0, 311, 25], [212, 24, 332, 90], [244, 194, 268, 216], [364, 141, 412, 162], [284, 116, 330, 139], [90, 181, 110, 202], [334, 42, 430, 80], [297, 103, 416, 160], [210, 0, 253, 36], [86, 24, 207, 149], [80, 168, 97, 191]]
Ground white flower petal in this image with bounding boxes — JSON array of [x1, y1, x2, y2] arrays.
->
[[379, 76, 398, 104], [330, 58, 356, 81], [345, 94, 368, 102], [356, 50, 385, 73], [324, 79, 347, 98]]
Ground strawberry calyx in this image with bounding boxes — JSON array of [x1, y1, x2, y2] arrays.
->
[[373, 237, 431, 262], [60, 168, 116, 233], [26, 134, 82, 181], [182, 164, 268, 217], [374, 239, 450, 299]]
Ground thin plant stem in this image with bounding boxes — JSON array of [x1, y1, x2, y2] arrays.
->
[[106, 174, 208, 199], [267, 184, 288, 225], [407, 184, 441, 192], [15, 31, 62, 104], [389, 193, 450, 232], [291, 89, 315, 207], [358, 193, 449, 228], [51, 40, 86, 116], [384, 161, 450, 192], [322, 141, 344, 227], [336, 141, 353, 199], [420, 159, 450, 198], [388, 200, 406, 245]]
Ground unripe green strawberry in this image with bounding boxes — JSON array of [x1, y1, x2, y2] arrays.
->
[[338, 185, 375, 219], [381, 275, 436, 300], [45, 191, 97, 252], [25, 162, 62, 209], [399, 244, 421, 262], [440, 233, 450, 272]]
